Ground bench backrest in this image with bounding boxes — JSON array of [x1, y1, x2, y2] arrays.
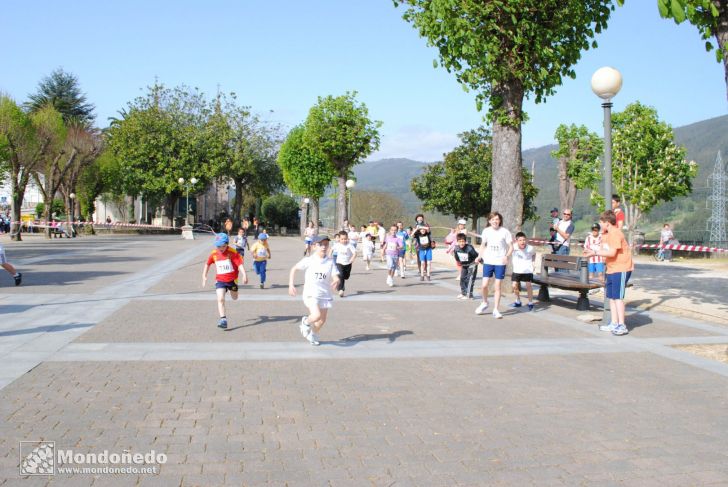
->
[[541, 254, 589, 283]]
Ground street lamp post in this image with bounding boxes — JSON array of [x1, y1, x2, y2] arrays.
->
[[345, 179, 355, 225], [69, 193, 76, 238], [591, 66, 622, 327], [178, 177, 198, 226]]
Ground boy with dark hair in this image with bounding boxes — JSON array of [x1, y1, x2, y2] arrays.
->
[[510, 232, 535, 311], [202, 233, 248, 329], [332, 230, 356, 297], [453, 233, 479, 299]]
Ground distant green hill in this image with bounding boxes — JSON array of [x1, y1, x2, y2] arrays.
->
[[320, 115, 728, 241]]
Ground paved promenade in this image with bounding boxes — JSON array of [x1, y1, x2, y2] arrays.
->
[[1, 234, 727, 486]]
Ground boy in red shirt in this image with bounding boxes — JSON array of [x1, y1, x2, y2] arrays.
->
[[202, 233, 248, 329]]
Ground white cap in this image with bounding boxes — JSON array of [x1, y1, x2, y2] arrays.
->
[[457, 219, 467, 225]]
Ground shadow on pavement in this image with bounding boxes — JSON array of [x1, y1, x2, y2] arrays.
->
[[326, 330, 414, 347], [227, 315, 300, 331], [16, 271, 126, 287], [0, 322, 93, 337]]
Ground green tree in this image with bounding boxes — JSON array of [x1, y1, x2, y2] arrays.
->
[[26, 68, 95, 125], [277, 124, 335, 234], [393, 0, 619, 230], [611, 101, 698, 241], [412, 127, 538, 230], [551, 124, 603, 211], [205, 93, 283, 225], [351, 191, 407, 227], [304, 92, 381, 230], [657, 0, 728, 99], [106, 82, 210, 226], [261, 193, 299, 229]]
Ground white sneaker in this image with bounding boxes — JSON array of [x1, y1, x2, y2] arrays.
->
[[299, 317, 310, 338], [308, 332, 320, 346], [386, 276, 394, 287], [338, 290, 344, 297], [475, 302, 489, 315], [492, 310, 503, 319], [456, 294, 465, 299]]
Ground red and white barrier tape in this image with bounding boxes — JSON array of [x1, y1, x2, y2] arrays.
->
[[527, 238, 728, 253]]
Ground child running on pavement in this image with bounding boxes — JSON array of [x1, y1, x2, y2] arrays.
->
[[233, 227, 250, 258], [475, 212, 513, 319], [362, 233, 376, 270], [0, 243, 22, 286], [289, 235, 340, 346], [202, 233, 248, 329], [413, 224, 434, 281], [332, 230, 356, 297], [250, 232, 271, 289], [383, 224, 404, 287], [510, 232, 535, 311], [395, 221, 409, 278], [453, 233, 479, 300]]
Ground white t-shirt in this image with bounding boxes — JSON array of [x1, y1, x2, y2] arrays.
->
[[377, 227, 386, 244], [479, 226, 513, 265], [333, 243, 356, 265], [362, 240, 375, 257], [348, 230, 360, 243], [555, 219, 575, 247], [295, 256, 338, 300], [511, 245, 535, 274]]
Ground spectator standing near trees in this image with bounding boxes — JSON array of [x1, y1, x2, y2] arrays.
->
[[553, 209, 575, 257], [659, 223, 676, 262], [611, 195, 625, 230]]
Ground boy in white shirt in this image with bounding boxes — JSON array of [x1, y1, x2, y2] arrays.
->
[[289, 235, 340, 346], [332, 230, 356, 297], [362, 234, 376, 270], [475, 212, 513, 319], [510, 232, 535, 311]]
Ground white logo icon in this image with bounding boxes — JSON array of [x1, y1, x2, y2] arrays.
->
[[20, 441, 55, 476]]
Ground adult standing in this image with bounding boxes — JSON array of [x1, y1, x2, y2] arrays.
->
[[659, 223, 676, 262], [553, 209, 575, 256]]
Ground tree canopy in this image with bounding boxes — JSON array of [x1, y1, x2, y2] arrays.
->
[[393, 0, 620, 230], [611, 101, 698, 238], [26, 68, 95, 125], [304, 92, 381, 229]]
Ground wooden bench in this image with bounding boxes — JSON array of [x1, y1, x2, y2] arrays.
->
[[532, 254, 600, 311]]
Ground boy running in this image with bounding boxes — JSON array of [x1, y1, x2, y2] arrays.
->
[[475, 212, 513, 319], [362, 233, 376, 270], [510, 232, 535, 311], [250, 232, 271, 289], [233, 227, 250, 257], [583, 210, 634, 336], [395, 221, 409, 278], [202, 233, 248, 329], [332, 230, 356, 297], [289, 235, 340, 346], [453, 233, 479, 299], [383, 224, 404, 287]]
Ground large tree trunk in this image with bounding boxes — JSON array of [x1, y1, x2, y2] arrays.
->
[[336, 172, 346, 231], [10, 188, 25, 242], [299, 198, 307, 237], [312, 198, 320, 234], [558, 145, 578, 211], [233, 177, 244, 227], [164, 194, 176, 227], [491, 81, 525, 231]]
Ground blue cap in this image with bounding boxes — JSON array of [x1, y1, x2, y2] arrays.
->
[[214, 233, 229, 246], [258, 233, 268, 240]]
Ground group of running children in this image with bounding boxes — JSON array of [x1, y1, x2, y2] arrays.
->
[[201, 209, 633, 345]]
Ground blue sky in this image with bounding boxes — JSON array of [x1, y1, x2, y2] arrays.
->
[[2, 1, 726, 161]]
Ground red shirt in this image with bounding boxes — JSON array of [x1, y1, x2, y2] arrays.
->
[[614, 207, 625, 228], [206, 248, 243, 282]]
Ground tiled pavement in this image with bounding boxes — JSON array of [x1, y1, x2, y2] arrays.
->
[[1, 234, 727, 486]]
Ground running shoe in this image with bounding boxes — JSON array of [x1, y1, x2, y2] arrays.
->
[[456, 294, 466, 299], [599, 322, 617, 332], [420, 275, 425, 282], [509, 301, 522, 308], [611, 324, 629, 336], [14, 273, 22, 286], [492, 310, 503, 319], [426, 275, 431, 281], [338, 290, 344, 297], [308, 332, 320, 346], [259, 283, 264, 289], [300, 317, 311, 337], [527, 303, 534, 311], [475, 302, 489, 315], [217, 317, 228, 329]]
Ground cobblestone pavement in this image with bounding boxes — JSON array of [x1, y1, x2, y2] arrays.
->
[[1, 234, 727, 486]]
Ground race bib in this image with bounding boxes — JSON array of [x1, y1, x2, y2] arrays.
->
[[420, 236, 429, 245], [457, 252, 469, 262], [257, 248, 267, 257], [215, 258, 234, 274]]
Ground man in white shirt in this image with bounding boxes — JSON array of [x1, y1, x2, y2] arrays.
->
[[554, 209, 575, 257]]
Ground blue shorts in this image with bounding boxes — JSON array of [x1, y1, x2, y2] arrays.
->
[[215, 281, 238, 293], [418, 248, 432, 262], [588, 262, 605, 274], [483, 264, 506, 280], [398, 248, 406, 258], [606, 271, 631, 300], [304, 237, 313, 244]]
